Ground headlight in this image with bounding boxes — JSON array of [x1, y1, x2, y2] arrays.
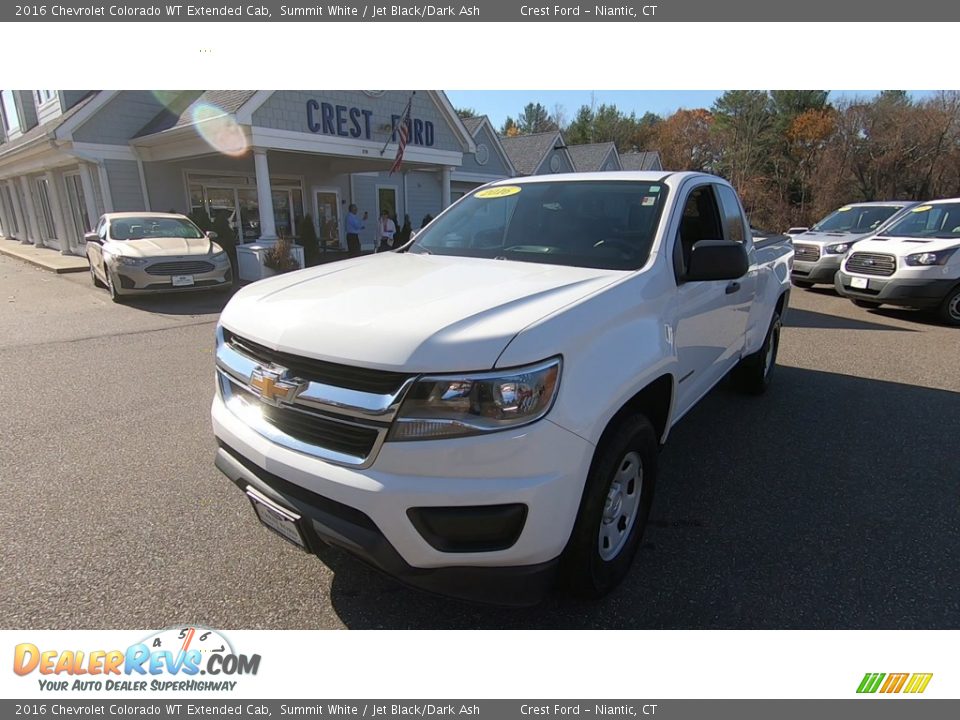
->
[[389, 358, 562, 441], [904, 249, 957, 266], [824, 242, 851, 254], [110, 254, 149, 267]]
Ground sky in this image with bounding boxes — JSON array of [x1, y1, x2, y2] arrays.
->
[[445, 90, 937, 131]]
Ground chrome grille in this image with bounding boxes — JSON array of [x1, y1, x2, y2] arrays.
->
[[146, 260, 215, 276], [223, 329, 407, 395], [846, 252, 896, 277], [794, 243, 821, 262], [215, 327, 415, 468]]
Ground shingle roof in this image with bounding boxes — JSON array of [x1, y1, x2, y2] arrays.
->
[[499, 131, 564, 175], [135, 90, 257, 138], [0, 91, 98, 158], [620, 151, 662, 171], [460, 116, 485, 135], [567, 142, 619, 172]]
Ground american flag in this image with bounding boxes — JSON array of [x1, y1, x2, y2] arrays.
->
[[389, 95, 413, 175]]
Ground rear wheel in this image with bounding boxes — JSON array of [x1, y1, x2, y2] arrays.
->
[[852, 299, 882, 309], [733, 311, 781, 395], [792, 279, 815, 289], [561, 414, 658, 599], [938, 286, 960, 327]]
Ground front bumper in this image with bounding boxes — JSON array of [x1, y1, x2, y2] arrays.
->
[[111, 260, 232, 295], [791, 255, 842, 284], [835, 271, 955, 309], [211, 392, 595, 604]]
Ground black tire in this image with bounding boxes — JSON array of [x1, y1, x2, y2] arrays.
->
[[88, 260, 105, 288], [733, 311, 782, 395], [105, 270, 124, 303], [938, 285, 960, 327], [792, 279, 815, 289], [561, 413, 658, 599], [852, 299, 882, 309]]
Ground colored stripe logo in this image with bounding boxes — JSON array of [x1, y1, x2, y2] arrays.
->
[[857, 672, 933, 694]]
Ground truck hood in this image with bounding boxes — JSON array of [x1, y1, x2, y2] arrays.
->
[[793, 230, 875, 247], [107, 237, 219, 257], [219, 252, 624, 371], [850, 235, 960, 258]]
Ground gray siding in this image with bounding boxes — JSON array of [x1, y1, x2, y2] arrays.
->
[[59, 91, 91, 112], [73, 91, 172, 146], [104, 160, 144, 212], [14, 91, 38, 131], [253, 91, 465, 153], [458, 124, 511, 178], [534, 147, 575, 175]]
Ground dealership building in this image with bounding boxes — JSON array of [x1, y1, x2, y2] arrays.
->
[[0, 89, 657, 270]]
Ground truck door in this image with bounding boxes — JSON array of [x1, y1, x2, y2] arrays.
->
[[671, 183, 751, 418]]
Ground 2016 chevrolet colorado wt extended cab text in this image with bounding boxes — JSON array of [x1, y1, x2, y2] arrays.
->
[[211, 172, 793, 604]]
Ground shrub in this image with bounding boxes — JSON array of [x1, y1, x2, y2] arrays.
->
[[263, 237, 300, 273], [298, 215, 320, 267]]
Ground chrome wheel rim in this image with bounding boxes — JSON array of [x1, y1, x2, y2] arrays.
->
[[598, 451, 643, 561]]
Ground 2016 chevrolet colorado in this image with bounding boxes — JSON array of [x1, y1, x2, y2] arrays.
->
[[211, 171, 793, 604]]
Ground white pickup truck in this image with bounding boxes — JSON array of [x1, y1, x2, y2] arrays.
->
[[211, 172, 793, 604]]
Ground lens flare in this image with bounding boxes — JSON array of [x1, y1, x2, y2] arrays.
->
[[191, 102, 248, 157]]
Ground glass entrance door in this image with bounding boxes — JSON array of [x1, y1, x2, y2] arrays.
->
[[314, 191, 340, 251], [206, 186, 238, 241]]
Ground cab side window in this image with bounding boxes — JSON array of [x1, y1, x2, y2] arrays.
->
[[676, 185, 724, 275], [717, 185, 747, 244]]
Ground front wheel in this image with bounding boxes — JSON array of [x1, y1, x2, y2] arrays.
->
[[561, 414, 658, 599], [105, 269, 124, 303], [88, 260, 105, 288], [938, 286, 960, 327], [733, 311, 782, 395]]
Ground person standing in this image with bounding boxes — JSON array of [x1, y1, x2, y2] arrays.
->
[[346, 204, 367, 258], [377, 210, 396, 252], [394, 214, 413, 249]]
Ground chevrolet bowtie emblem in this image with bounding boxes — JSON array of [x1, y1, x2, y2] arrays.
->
[[249, 366, 306, 406]]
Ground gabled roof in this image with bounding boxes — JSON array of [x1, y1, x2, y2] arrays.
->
[[460, 116, 485, 135], [135, 91, 257, 138], [499, 131, 567, 175], [567, 142, 620, 172], [620, 151, 663, 171], [0, 91, 98, 158]]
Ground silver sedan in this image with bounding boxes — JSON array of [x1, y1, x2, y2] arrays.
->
[[85, 212, 232, 302]]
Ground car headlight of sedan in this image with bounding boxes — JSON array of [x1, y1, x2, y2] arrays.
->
[[904, 248, 957, 266], [824, 242, 852, 254], [389, 358, 562, 441], [109, 254, 150, 267]]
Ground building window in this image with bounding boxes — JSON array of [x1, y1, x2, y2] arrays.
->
[[1, 90, 20, 133], [1, 185, 19, 234], [64, 173, 91, 243], [34, 90, 56, 106], [185, 173, 304, 241], [35, 178, 57, 241]]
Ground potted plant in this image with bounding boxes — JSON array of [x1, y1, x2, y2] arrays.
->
[[262, 236, 301, 275]]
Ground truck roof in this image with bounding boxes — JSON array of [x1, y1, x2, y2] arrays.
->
[[485, 170, 716, 185]]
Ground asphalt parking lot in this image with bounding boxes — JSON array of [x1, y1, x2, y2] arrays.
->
[[1, 253, 957, 630]]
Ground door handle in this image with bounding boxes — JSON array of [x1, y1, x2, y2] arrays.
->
[[725, 281, 741, 295]]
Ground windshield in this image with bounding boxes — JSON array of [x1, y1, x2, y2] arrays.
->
[[880, 202, 960, 240], [408, 181, 669, 271], [109, 216, 204, 241], [811, 205, 901, 233]]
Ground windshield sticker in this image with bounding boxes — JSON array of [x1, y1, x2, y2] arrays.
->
[[475, 186, 522, 199], [649, 186, 661, 193], [912, 205, 933, 213], [641, 196, 657, 206]]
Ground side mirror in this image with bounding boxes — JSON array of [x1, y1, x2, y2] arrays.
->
[[685, 240, 748, 282], [84, 232, 101, 245], [205, 230, 218, 240]]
